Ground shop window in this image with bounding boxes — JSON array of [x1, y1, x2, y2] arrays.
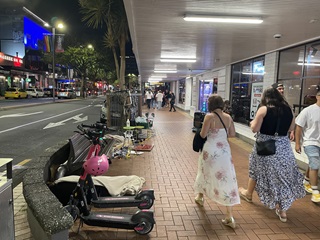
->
[[232, 64, 241, 83], [178, 79, 185, 104], [304, 42, 320, 77], [277, 79, 302, 115], [302, 78, 319, 105], [278, 45, 304, 79], [277, 78, 319, 116], [231, 57, 264, 124], [231, 83, 251, 124]]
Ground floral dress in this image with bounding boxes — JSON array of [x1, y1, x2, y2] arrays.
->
[[194, 128, 240, 206]]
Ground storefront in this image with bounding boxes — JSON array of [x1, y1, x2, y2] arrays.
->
[[0, 52, 24, 94], [277, 41, 320, 116], [230, 56, 265, 125]]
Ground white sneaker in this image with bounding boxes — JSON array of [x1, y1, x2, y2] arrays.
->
[[311, 192, 320, 202], [304, 182, 313, 194]]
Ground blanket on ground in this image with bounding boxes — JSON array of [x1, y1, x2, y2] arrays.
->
[[54, 175, 146, 196]]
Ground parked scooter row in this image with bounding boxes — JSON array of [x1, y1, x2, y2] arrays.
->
[[64, 122, 155, 235]]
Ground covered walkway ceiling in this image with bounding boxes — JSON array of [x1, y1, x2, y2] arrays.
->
[[124, 0, 320, 82]]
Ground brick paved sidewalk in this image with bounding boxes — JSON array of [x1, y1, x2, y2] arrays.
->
[[14, 105, 320, 239]]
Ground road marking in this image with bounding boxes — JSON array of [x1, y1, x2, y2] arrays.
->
[[0, 112, 43, 118], [1, 159, 31, 176], [17, 159, 31, 166], [0, 105, 91, 134], [43, 114, 88, 129]]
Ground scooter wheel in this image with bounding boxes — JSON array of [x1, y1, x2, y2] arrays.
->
[[63, 205, 79, 222], [138, 195, 154, 209], [134, 218, 154, 235]]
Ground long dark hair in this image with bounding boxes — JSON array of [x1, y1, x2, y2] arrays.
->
[[260, 87, 289, 108]]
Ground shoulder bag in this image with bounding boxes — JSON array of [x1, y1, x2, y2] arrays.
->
[[255, 110, 280, 156], [192, 128, 207, 152]]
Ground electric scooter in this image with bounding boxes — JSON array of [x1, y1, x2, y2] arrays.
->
[[64, 154, 155, 234], [76, 124, 155, 210]]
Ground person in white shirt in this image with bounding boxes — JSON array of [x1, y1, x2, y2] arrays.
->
[[155, 90, 164, 109], [145, 90, 153, 109], [295, 90, 320, 203]]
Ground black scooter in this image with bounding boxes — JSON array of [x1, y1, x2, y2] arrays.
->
[[85, 173, 155, 209], [77, 124, 155, 210], [65, 159, 155, 235], [64, 124, 155, 234]]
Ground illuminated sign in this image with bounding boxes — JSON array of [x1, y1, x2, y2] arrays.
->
[[0, 52, 24, 67]]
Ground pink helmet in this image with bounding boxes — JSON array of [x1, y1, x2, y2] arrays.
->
[[83, 154, 109, 176]]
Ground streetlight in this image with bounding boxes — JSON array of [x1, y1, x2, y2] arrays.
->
[[22, 7, 64, 102]]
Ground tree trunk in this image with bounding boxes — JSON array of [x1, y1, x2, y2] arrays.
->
[[119, 32, 126, 90], [112, 46, 120, 81]]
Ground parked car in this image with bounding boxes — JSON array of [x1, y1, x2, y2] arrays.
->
[[26, 88, 44, 98], [43, 88, 58, 97], [57, 89, 76, 99], [4, 88, 28, 99]]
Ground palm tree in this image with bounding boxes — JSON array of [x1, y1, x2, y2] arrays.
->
[[79, 0, 129, 90]]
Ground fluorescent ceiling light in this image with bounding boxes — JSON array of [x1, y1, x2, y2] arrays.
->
[[298, 62, 320, 66], [150, 74, 167, 78], [154, 70, 177, 73], [242, 72, 265, 75], [160, 58, 196, 63], [148, 79, 162, 82], [183, 14, 263, 24]]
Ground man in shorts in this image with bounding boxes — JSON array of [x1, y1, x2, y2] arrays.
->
[[295, 90, 320, 202]]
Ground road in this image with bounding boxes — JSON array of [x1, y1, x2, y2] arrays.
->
[[0, 96, 106, 187]]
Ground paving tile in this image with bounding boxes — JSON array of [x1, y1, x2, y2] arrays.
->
[[12, 106, 320, 240]]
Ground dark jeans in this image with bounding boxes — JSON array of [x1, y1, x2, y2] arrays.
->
[[146, 99, 151, 109], [169, 103, 176, 111]]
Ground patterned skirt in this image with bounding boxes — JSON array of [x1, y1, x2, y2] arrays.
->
[[249, 134, 305, 211]]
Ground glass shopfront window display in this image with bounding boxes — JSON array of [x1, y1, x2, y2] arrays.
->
[[178, 79, 185, 104], [231, 57, 265, 124], [278, 41, 320, 115]]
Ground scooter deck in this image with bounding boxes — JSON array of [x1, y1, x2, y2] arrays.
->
[[81, 212, 137, 229], [91, 196, 141, 208]]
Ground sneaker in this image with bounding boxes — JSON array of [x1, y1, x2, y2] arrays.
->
[[311, 192, 320, 202], [304, 182, 313, 194]]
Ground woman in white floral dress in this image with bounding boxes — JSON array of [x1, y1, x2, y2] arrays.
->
[[194, 94, 240, 228]]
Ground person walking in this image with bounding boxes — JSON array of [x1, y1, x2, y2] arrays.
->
[[169, 92, 176, 112], [194, 94, 240, 228], [295, 90, 320, 202], [145, 89, 153, 109], [239, 87, 305, 222], [155, 90, 164, 109]]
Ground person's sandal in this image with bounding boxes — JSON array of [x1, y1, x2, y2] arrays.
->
[[239, 187, 252, 203], [275, 209, 287, 223], [222, 217, 236, 228], [195, 195, 204, 206]]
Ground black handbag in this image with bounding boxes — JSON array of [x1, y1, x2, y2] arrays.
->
[[193, 128, 207, 152], [255, 110, 280, 156], [256, 139, 276, 156]]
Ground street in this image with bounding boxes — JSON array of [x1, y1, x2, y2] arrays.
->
[[0, 96, 106, 187]]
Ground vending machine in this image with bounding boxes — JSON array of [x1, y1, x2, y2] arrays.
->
[[198, 79, 216, 112]]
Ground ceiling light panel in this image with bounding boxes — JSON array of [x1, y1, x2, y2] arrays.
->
[[160, 58, 197, 63], [154, 70, 177, 73], [183, 14, 263, 24]]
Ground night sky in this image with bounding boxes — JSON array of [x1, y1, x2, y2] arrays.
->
[[24, 0, 105, 44]]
